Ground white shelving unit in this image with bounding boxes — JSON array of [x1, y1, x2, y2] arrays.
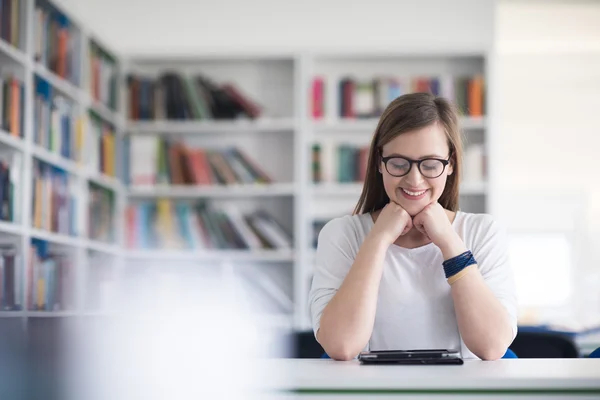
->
[[127, 183, 296, 199], [0, 0, 126, 322], [0, 0, 492, 334]]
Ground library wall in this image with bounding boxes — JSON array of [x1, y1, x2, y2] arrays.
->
[[493, 0, 600, 323]]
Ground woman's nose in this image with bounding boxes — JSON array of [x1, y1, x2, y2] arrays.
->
[[404, 163, 425, 186]]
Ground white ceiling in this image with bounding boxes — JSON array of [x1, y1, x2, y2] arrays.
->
[[52, 0, 495, 57]]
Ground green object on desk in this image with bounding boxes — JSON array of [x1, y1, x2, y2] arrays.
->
[[289, 388, 600, 395]]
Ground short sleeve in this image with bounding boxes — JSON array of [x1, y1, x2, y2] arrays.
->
[[470, 215, 519, 340], [308, 216, 360, 338]]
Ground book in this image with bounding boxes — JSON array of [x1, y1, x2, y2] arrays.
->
[[127, 72, 263, 121], [34, 76, 81, 161], [31, 161, 77, 236], [128, 140, 273, 187], [34, 1, 81, 86], [314, 75, 486, 120], [312, 143, 369, 184], [28, 239, 74, 311], [126, 200, 293, 251], [89, 40, 117, 110], [88, 183, 115, 243], [0, 246, 22, 311], [0, 73, 24, 138]]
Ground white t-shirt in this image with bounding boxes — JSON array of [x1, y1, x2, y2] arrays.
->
[[308, 211, 518, 359]]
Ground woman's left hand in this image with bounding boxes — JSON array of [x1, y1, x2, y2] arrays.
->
[[413, 202, 466, 259]]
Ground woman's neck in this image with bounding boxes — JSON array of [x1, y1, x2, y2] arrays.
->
[[393, 227, 431, 249]]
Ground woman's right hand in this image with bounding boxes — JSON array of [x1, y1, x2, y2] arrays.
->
[[369, 202, 413, 244]]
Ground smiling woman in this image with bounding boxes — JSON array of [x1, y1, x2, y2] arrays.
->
[[309, 93, 517, 361]]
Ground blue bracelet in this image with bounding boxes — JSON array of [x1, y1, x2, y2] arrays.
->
[[442, 250, 477, 279]]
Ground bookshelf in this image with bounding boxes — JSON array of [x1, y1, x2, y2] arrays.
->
[[0, 0, 126, 325], [0, 0, 493, 334]]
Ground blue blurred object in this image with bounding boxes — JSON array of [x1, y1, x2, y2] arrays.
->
[[588, 347, 600, 358], [518, 325, 600, 339], [321, 349, 519, 359], [503, 348, 518, 358]]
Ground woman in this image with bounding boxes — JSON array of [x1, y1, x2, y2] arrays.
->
[[308, 92, 517, 361]]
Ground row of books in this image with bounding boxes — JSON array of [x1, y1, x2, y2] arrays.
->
[[34, 76, 83, 160], [311, 75, 485, 119], [0, 0, 22, 49], [0, 73, 24, 138], [88, 112, 116, 177], [32, 161, 77, 236], [0, 241, 116, 313], [28, 239, 74, 311], [312, 143, 369, 184], [34, 0, 81, 86], [127, 73, 261, 121], [127, 137, 272, 186], [89, 40, 117, 110], [126, 201, 293, 250], [88, 183, 115, 243], [0, 149, 19, 223], [0, 245, 22, 310]]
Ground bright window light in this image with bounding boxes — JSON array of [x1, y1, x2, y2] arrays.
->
[[508, 233, 573, 307]]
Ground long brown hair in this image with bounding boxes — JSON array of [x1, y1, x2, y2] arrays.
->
[[353, 92, 463, 215]]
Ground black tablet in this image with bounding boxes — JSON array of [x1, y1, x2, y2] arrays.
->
[[358, 349, 464, 365]]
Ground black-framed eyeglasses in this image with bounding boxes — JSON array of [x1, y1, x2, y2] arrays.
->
[[381, 154, 451, 178]]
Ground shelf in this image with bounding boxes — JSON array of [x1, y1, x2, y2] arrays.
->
[[0, 38, 29, 67], [0, 311, 25, 318], [0, 220, 24, 236], [31, 145, 81, 175], [84, 239, 121, 255], [312, 116, 485, 133], [125, 249, 295, 262], [30, 228, 82, 247], [0, 311, 80, 318], [312, 183, 364, 197], [87, 172, 123, 192], [89, 99, 121, 127], [0, 130, 25, 151], [127, 183, 296, 198], [126, 118, 296, 135], [34, 63, 83, 101]]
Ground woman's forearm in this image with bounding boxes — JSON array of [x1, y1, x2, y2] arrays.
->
[[451, 269, 513, 360], [440, 238, 513, 360], [317, 234, 388, 360]]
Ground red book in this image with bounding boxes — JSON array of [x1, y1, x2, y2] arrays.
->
[[343, 80, 355, 118], [191, 149, 213, 185], [312, 78, 325, 119], [126, 205, 137, 248]]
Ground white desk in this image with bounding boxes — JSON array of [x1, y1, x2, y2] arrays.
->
[[261, 359, 600, 399]]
